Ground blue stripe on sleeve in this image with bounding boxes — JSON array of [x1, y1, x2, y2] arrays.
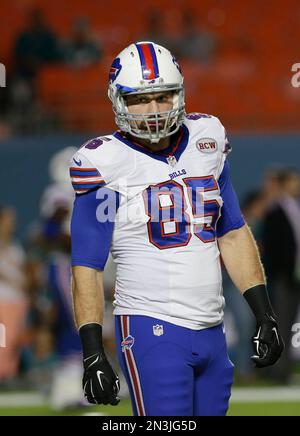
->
[[216, 160, 245, 238], [72, 181, 106, 190], [70, 170, 101, 177], [71, 187, 120, 270]]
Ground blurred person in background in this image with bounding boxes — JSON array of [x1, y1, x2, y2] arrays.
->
[[262, 168, 284, 208], [24, 147, 82, 405], [63, 18, 102, 68], [40, 147, 78, 221], [47, 223, 83, 410], [11, 9, 61, 134], [263, 169, 300, 384], [142, 12, 173, 54], [23, 197, 75, 399], [22, 188, 80, 403], [24, 147, 76, 273], [242, 190, 267, 247], [143, 11, 217, 64], [0, 206, 28, 384], [178, 12, 217, 63], [224, 190, 267, 382], [14, 8, 61, 83]]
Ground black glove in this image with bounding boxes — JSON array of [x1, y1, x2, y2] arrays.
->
[[79, 323, 120, 405], [244, 285, 284, 369], [251, 313, 284, 368]]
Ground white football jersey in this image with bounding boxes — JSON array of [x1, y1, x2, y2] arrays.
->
[[70, 114, 234, 330]]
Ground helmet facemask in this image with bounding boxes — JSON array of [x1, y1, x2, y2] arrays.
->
[[109, 83, 185, 143]]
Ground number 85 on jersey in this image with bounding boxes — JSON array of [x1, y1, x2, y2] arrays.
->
[[143, 175, 221, 250]]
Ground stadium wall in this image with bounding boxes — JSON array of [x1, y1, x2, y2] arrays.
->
[[1, 133, 300, 239]]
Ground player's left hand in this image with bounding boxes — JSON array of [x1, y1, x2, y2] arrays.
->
[[251, 314, 284, 368]]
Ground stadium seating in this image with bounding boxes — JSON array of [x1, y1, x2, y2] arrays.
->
[[1, 0, 299, 132]]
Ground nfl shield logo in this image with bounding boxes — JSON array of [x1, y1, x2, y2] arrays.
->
[[153, 324, 164, 336], [167, 156, 177, 167]]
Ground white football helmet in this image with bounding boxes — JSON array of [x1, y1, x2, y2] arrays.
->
[[108, 41, 185, 143]]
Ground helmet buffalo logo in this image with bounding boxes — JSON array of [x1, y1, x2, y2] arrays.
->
[[109, 57, 122, 82]]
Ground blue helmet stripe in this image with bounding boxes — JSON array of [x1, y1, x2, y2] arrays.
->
[[148, 43, 159, 78]]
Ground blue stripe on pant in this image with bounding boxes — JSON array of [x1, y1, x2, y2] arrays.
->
[[115, 315, 234, 416]]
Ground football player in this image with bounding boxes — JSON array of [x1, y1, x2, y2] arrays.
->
[[70, 42, 284, 416]]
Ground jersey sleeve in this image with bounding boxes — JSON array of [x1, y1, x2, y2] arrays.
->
[[215, 116, 232, 156], [222, 128, 231, 155], [71, 187, 120, 270], [216, 160, 245, 238], [69, 152, 106, 194]]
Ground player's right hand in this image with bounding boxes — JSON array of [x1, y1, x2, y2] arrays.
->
[[83, 351, 120, 405]]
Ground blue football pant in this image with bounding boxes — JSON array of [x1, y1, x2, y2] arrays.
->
[[115, 315, 234, 416]]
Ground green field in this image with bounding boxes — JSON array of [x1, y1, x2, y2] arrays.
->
[[0, 399, 299, 416], [228, 402, 300, 416]]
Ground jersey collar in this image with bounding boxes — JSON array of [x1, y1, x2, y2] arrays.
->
[[113, 124, 189, 164]]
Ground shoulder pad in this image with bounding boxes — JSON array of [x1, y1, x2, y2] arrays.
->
[[185, 112, 231, 154]]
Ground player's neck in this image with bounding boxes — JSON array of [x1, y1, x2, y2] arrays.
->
[[128, 135, 170, 153]]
